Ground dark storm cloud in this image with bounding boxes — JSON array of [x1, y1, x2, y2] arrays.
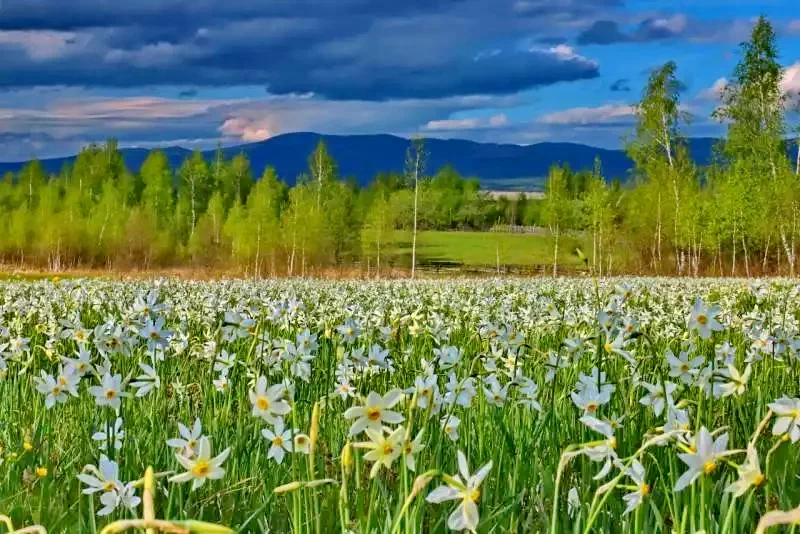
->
[[609, 78, 631, 92], [0, 0, 603, 99]]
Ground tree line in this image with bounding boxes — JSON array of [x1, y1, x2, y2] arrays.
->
[[0, 136, 547, 275], [0, 16, 798, 276], [541, 16, 800, 276]]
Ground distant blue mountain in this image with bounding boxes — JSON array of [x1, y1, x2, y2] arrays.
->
[[0, 133, 720, 189]]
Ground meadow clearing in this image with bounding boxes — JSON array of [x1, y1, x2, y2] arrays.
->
[[0, 277, 799, 533]]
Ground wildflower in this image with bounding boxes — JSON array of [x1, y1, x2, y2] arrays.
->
[[483, 378, 509, 407], [90, 415, 124, 451], [98, 483, 141, 517], [571, 386, 611, 416], [674, 427, 735, 491], [354, 427, 405, 478], [139, 316, 171, 351], [666, 349, 704, 384], [262, 420, 298, 465], [638, 381, 677, 417], [249, 376, 291, 424], [294, 433, 311, 455], [36, 466, 48, 478], [725, 444, 764, 497], [403, 430, 426, 472], [35, 370, 74, 409], [622, 460, 650, 514], [77, 455, 122, 495], [130, 363, 161, 397], [426, 450, 493, 533], [768, 396, 800, 442], [718, 364, 751, 397], [441, 414, 461, 441], [166, 418, 203, 458], [688, 298, 723, 339], [170, 436, 230, 491], [579, 415, 618, 479], [87, 373, 128, 411], [344, 389, 404, 436]]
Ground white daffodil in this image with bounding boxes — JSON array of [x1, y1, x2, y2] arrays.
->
[[719, 364, 751, 397], [166, 418, 203, 458], [441, 414, 461, 442], [130, 362, 160, 397], [725, 444, 764, 497], [638, 381, 677, 417], [426, 450, 493, 533], [170, 436, 230, 491], [354, 426, 405, 478], [666, 349, 704, 384], [262, 419, 298, 465], [688, 298, 723, 339], [674, 427, 735, 492], [343, 389, 404, 436], [77, 455, 122, 495], [92, 417, 125, 451], [768, 396, 800, 442], [88, 373, 129, 411], [249, 376, 292, 424], [402, 429, 426, 472], [622, 460, 650, 514]]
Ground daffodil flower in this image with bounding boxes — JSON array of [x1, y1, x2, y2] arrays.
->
[[426, 451, 493, 533]]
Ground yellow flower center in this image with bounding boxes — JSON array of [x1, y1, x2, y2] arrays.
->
[[105, 389, 117, 400], [192, 460, 211, 477], [51, 386, 62, 396], [586, 402, 598, 414], [753, 473, 766, 487], [604, 342, 613, 353], [256, 397, 270, 411], [58, 375, 68, 386], [23, 441, 33, 452], [103, 481, 116, 492], [382, 443, 394, 456], [697, 315, 708, 326], [467, 488, 481, 502], [640, 483, 651, 497], [296, 436, 307, 445], [367, 408, 382, 421], [680, 364, 689, 373], [273, 437, 284, 447], [703, 461, 717, 475]]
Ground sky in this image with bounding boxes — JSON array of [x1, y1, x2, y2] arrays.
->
[[0, 0, 799, 161]]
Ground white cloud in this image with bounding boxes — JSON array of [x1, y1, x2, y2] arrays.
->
[[537, 104, 635, 125], [781, 62, 800, 98], [424, 113, 511, 131], [697, 77, 729, 102], [0, 30, 88, 60]]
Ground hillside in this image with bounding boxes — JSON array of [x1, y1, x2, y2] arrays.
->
[[0, 133, 720, 189]]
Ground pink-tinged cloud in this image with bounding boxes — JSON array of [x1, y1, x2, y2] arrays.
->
[[51, 97, 233, 120], [219, 117, 276, 142], [537, 104, 636, 125]]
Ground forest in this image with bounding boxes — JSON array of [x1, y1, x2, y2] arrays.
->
[[0, 17, 798, 277]]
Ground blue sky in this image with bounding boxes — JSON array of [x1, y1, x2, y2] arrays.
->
[[0, 0, 798, 161]]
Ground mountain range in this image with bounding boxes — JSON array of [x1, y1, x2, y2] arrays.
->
[[0, 133, 720, 190]]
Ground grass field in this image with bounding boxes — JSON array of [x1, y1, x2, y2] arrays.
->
[[392, 230, 587, 269]]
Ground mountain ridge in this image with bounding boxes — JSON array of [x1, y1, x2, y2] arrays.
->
[[0, 133, 719, 190]]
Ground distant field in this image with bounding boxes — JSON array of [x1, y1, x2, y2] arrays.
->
[[391, 230, 587, 269]]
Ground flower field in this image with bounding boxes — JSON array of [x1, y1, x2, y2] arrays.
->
[[1, 277, 800, 533]]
